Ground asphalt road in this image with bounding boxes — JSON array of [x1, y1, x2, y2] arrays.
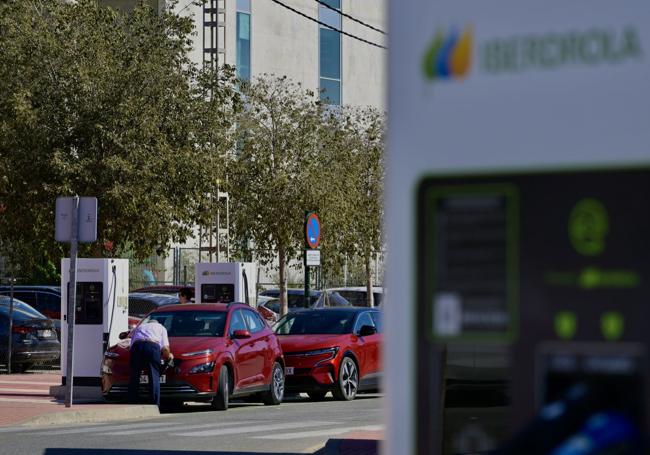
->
[[0, 393, 383, 455]]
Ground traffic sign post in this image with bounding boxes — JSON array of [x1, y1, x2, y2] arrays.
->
[[55, 196, 97, 407], [304, 212, 321, 306]]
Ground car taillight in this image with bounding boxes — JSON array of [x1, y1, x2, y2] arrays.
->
[[12, 326, 31, 334]]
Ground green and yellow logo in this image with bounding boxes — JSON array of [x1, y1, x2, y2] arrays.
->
[[422, 26, 473, 81], [422, 25, 642, 82]]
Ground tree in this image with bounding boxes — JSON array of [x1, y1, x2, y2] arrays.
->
[[319, 106, 386, 305], [228, 75, 323, 316], [0, 0, 239, 276]]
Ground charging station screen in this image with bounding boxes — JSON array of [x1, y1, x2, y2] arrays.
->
[[201, 284, 235, 303], [416, 167, 650, 452], [69, 281, 103, 325]]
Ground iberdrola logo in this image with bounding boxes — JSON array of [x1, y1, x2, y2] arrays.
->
[[422, 26, 473, 81]]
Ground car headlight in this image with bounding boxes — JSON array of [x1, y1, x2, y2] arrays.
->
[[181, 349, 214, 358], [303, 347, 339, 357], [189, 361, 215, 374], [104, 351, 120, 359]]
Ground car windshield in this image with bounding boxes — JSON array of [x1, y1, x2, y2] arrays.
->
[[274, 311, 355, 335], [0, 297, 47, 320], [142, 311, 227, 337]]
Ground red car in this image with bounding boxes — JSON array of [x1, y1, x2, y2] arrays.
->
[[275, 307, 382, 401], [101, 303, 285, 410]]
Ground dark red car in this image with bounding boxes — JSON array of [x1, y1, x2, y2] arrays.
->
[[102, 303, 285, 410], [275, 307, 382, 401]]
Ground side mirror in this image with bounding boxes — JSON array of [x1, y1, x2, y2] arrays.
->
[[118, 331, 130, 340], [358, 325, 377, 337], [232, 329, 252, 339]]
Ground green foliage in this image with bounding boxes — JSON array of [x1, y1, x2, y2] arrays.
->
[[318, 106, 385, 302], [228, 75, 324, 314], [0, 0, 239, 272]]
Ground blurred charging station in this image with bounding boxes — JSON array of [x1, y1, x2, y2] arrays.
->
[[387, 1, 650, 454], [195, 262, 256, 306], [58, 258, 129, 398]]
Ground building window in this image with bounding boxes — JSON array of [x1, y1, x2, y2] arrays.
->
[[319, 0, 341, 105], [236, 0, 251, 80]]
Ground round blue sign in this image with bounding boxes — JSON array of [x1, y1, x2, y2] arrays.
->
[[305, 213, 321, 249]]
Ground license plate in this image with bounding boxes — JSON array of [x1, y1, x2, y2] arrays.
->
[[37, 330, 52, 338], [285, 367, 294, 375], [140, 375, 166, 384]]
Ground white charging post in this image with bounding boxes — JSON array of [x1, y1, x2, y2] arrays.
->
[[195, 263, 257, 307], [58, 258, 129, 400]]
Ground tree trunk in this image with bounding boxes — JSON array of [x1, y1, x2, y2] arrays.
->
[[278, 244, 288, 316], [365, 251, 374, 307]]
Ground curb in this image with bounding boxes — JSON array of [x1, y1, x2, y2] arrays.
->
[[18, 404, 161, 427]]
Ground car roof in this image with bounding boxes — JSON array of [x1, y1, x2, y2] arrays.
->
[[261, 289, 321, 295], [131, 285, 188, 292], [0, 285, 61, 293], [129, 292, 180, 303], [287, 307, 378, 316], [150, 302, 250, 313], [326, 286, 384, 293]]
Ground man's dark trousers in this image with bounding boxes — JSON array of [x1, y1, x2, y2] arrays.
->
[[128, 341, 161, 406]]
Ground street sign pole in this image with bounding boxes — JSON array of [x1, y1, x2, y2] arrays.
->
[[64, 196, 79, 408], [6, 276, 15, 374], [304, 252, 310, 308]]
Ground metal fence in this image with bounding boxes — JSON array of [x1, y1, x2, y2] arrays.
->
[[127, 248, 385, 291]]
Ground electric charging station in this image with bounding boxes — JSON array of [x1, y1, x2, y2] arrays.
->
[[195, 262, 256, 306], [59, 258, 128, 393], [387, 0, 650, 454]]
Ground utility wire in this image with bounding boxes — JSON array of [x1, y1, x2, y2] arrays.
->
[[268, 0, 387, 50], [315, 0, 386, 36]]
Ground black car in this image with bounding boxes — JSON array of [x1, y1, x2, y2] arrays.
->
[[128, 292, 180, 319], [0, 286, 61, 334], [0, 296, 60, 372], [259, 289, 321, 309]]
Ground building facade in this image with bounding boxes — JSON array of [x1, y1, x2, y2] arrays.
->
[[179, 0, 386, 109]]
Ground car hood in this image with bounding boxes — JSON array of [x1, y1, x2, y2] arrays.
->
[[169, 337, 225, 354], [278, 334, 348, 353], [108, 337, 225, 358]]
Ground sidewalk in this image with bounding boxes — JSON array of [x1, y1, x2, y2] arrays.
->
[[0, 373, 160, 427], [317, 428, 382, 455]]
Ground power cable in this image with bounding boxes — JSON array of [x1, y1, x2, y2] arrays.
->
[[268, 0, 387, 50], [314, 0, 386, 36]]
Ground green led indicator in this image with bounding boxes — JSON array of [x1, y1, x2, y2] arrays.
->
[[569, 198, 609, 256], [554, 311, 577, 340], [601, 311, 624, 341]]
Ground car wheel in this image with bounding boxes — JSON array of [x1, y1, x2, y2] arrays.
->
[[211, 366, 229, 411], [307, 392, 327, 401], [262, 362, 284, 406], [332, 356, 358, 401]]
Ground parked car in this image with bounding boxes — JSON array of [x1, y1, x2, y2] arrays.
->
[[0, 296, 60, 372], [131, 285, 190, 296], [259, 289, 321, 309], [275, 307, 382, 401], [128, 292, 180, 330], [256, 295, 281, 325], [0, 286, 61, 334], [129, 292, 179, 318], [323, 287, 384, 307], [102, 303, 285, 410], [258, 290, 352, 323]]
